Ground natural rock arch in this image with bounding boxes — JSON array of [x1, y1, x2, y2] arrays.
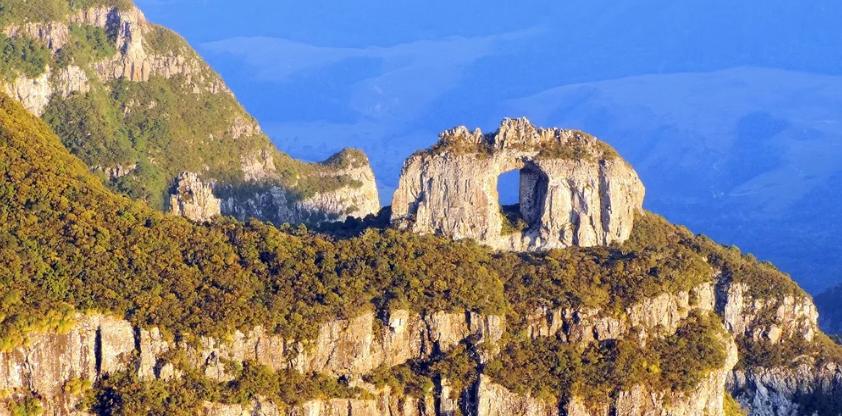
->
[[391, 118, 645, 251]]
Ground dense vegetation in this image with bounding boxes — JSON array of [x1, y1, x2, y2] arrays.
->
[[0, 90, 815, 353], [92, 361, 360, 415], [0, 0, 131, 27], [485, 312, 728, 405], [0, 34, 50, 81], [0, 92, 808, 414], [55, 25, 116, 68]]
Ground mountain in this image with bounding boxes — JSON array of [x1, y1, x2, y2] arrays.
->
[[0, 92, 840, 415], [181, 1, 842, 294], [0, 0, 379, 225]]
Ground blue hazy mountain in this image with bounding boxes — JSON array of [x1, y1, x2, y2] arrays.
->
[[136, 0, 842, 293]]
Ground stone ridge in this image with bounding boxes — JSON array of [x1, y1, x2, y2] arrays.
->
[[433, 117, 619, 161], [391, 117, 644, 251]]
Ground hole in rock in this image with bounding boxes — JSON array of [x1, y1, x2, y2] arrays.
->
[[497, 164, 548, 235]]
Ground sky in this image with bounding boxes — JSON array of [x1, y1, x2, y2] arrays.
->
[[135, 0, 842, 293]]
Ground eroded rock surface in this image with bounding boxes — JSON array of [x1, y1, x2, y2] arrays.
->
[[391, 118, 644, 251], [169, 171, 222, 222]]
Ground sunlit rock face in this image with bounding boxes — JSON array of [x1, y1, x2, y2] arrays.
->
[[391, 118, 645, 251]]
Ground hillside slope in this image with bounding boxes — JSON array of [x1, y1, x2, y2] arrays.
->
[[0, 93, 840, 415], [0, 0, 379, 224]]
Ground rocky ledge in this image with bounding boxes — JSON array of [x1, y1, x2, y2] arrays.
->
[[391, 118, 645, 251]]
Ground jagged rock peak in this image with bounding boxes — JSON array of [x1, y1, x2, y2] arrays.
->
[[391, 117, 645, 251], [168, 171, 221, 223], [434, 117, 619, 159]]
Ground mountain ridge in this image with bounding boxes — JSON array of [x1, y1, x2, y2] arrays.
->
[[0, 90, 839, 415], [0, 0, 379, 224]]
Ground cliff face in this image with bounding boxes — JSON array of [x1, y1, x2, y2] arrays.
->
[[716, 278, 842, 415], [0, 1, 379, 225], [4, 273, 838, 416], [213, 150, 382, 225], [391, 118, 644, 251], [0, 281, 743, 416]]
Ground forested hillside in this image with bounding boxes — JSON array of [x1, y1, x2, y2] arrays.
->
[[1, 91, 840, 414]]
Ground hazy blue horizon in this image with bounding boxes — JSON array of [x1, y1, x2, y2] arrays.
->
[[136, 0, 842, 293]]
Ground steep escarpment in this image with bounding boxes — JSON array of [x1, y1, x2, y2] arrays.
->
[[1, 94, 841, 415], [0, 0, 379, 224], [391, 118, 644, 251]]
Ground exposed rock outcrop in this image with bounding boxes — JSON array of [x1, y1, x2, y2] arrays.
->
[[218, 150, 381, 225], [0, 309, 501, 414], [717, 280, 817, 345], [391, 118, 644, 251], [729, 363, 842, 416], [714, 277, 842, 415], [169, 171, 222, 222], [526, 282, 716, 343]]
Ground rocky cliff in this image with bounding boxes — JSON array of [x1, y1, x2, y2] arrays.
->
[[391, 118, 644, 251], [4, 267, 837, 416], [0, 0, 379, 225], [0, 288, 735, 416]]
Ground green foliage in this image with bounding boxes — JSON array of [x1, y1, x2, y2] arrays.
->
[[0, 34, 50, 81], [93, 360, 359, 414], [0, 0, 69, 26], [737, 331, 842, 370], [364, 341, 479, 402], [724, 393, 747, 416], [499, 204, 528, 235], [9, 397, 43, 416], [0, 94, 748, 350], [429, 128, 618, 161], [143, 26, 189, 55], [485, 312, 728, 405], [55, 25, 116, 68], [222, 362, 360, 407], [627, 213, 805, 299], [42, 88, 136, 168], [0, 0, 131, 27]]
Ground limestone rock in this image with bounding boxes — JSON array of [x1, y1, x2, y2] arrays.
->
[[169, 171, 222, 223], [526, 282, 716, 343], [3, 71, 52, 116], [220, 149, 381, 225], [0, 315, 134, 415], [717, 279, 818, 345], [729, 362, 842, 416], [391, 118, 644, 251]]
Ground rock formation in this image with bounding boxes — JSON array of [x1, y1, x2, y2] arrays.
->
[[0, 280, 753, 416], [168, 172, 221, 222], [214, 149, 382, 225], [391, 118, 645, 251]]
